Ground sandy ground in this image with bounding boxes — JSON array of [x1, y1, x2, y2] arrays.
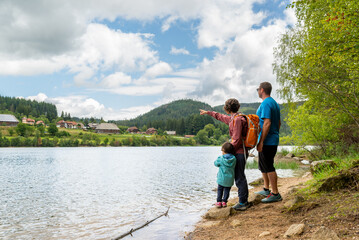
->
[[187, 172, 359, 240]]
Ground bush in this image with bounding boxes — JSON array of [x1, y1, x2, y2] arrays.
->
[[56, 131, 71, 138], [11, 137, 23, 147], [24, 137, 33, 147], [48, 123, 58, 136], [16, 123, 35, 137]]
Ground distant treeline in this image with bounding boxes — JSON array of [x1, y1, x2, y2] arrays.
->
[[0, 96, 58, 121], [0, 134, 197, 147]]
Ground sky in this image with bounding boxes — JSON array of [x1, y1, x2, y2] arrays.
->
[[0, 0, 296, 120]]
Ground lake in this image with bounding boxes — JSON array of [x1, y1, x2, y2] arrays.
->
[[0, 146, 297, 240]]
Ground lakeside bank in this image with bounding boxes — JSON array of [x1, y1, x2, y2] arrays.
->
[[187, 155, 359, 240]]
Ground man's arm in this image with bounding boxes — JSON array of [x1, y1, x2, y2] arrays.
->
[[257, 118, 271, 152]]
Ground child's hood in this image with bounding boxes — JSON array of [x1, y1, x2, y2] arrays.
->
[[222, 154, 236, 167]]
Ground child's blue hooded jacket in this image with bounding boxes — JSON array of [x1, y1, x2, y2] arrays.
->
[[214, 154, 236, 187]]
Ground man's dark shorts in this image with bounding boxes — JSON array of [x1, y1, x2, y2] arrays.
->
[[258, 145, 278, 173]]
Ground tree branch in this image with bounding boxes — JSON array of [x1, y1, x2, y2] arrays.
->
[[112, 207, 170, 240], [304, 75, 359, 127]]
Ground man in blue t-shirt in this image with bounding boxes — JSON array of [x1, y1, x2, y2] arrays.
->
[[255, 82, 282, 203]]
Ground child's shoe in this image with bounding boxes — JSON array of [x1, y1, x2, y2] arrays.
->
[[222, 202, 227, 208], [215, 202, 222, 208]]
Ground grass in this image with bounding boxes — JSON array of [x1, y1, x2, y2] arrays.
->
[[312, 153, 359, 181], [295, 153, 359, 198], [279, 148, 290, 156], [245, 160, 299, 170]]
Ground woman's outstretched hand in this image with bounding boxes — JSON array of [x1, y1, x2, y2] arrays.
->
[[199, 109, 208, 115]]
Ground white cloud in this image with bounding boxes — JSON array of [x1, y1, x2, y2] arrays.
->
[[106, 85, 165, 96], [162, 16, 179, 32], [100, 72, 132, 88], [25, 93, 154, 120], [196, 0, 266, 49], [143, 62, 172, 78], [0, 23, 158, 86], [170, 46, 190, 55], [187, 11, 295, 106], [284, 7, 297, 26], [27, 93, 48, 102]]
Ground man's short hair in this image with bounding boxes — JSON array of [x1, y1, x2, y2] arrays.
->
[[223, 98, 240, 113], [222, 142, 235, 155], [259, 82, 272, 95]]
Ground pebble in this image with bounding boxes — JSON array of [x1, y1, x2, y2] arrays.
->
[[259, 231, 271, 237]]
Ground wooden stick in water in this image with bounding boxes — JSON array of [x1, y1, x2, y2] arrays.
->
[[112, 207, 170, 240]]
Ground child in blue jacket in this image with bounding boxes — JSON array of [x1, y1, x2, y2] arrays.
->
[[214, 142, 236, 208]]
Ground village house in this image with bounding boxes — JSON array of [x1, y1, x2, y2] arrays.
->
[[77, 123, 85, 129], [127, 126, 140, 134], [36, 120, 45, 126], [95, 123, 120, 134], [166, 131, 176, 135], [22, 117, 35, 125], [146, 128, 157, 135], [56, 120, 67, 128], [0, 114, 19, 127], [56, 120, 79, 129], [88, 123, 98, 130], [65, 121, 78, 129]]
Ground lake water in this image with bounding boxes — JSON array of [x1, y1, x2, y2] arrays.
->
[[0, 146, 297, 240]]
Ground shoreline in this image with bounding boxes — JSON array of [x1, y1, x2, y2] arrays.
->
[[186, 160, 359, 240], [186, 171, 314, 239]]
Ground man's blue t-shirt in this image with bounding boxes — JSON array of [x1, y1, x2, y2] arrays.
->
[[256, 97, 281, 146]]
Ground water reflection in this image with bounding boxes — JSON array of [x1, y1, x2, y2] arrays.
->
[[0, 147, 295, 239]]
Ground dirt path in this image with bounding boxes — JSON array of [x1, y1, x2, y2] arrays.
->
[[187, 173, 320, 240]]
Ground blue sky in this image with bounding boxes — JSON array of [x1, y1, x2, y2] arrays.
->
[[0, 0, 295, 120]]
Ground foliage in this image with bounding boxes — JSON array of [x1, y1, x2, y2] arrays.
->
[[273, 0, 359, 156], [0, 95, 57, 121], [37, 125, 45, 137], [196, 129, 210, 145], [15, 123, 35, 137], [48, 123, 58, 136], [55, 130, 71, 138]]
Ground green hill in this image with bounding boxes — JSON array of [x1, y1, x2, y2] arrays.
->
[[114, 99, 217, 135], [115, 99, 214, 126], [135, 99, 213, 122]]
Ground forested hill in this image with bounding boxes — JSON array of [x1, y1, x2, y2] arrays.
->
[[113, 99, 216, 135], [0, 96, 58, 121], [140, 99, 214, 121], [115, 99, 213, 126]]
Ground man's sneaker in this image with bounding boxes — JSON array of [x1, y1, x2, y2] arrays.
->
[[255, 188, 271, 197], [215, 202, 222, 208], [232, 202, 250, 211], [222, 202, 227, 208], [261, 193, 282, 203]]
